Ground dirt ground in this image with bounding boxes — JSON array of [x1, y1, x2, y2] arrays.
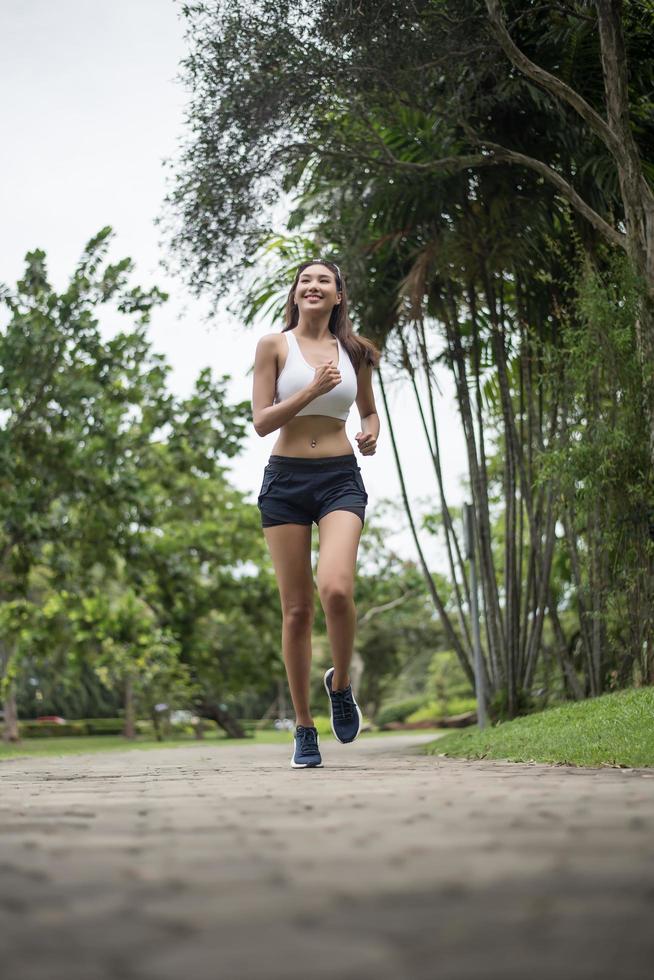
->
[[1, 733, 653, 979]]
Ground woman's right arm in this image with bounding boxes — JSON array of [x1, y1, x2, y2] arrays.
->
[[251, 334, 339, 437]]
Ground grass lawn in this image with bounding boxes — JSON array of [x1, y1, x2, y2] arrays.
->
[[0, 726, 444, 760], [423, 687, 654, 768]]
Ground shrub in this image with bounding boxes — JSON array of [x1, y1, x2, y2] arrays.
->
[[312, 714, 335, 736], [376, 696, 428, 727], [84, 717, 126, 735], [406, 696, 478, 724], [18, 717, 157, 738], [169, 722, 196, 736], [19, 720, 89, 738], [427, 651, 474, 706]]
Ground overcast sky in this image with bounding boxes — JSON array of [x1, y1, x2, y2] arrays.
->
[[1, 0, 469, 570]]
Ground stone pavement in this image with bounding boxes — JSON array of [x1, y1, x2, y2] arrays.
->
[[1, 734, 653, 980]]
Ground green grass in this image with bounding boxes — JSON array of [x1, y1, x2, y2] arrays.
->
[[0, 726, 444, 760], [423, 687, 654, 768]]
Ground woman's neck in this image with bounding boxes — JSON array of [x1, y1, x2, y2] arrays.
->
[[295, 313, 333, 339]]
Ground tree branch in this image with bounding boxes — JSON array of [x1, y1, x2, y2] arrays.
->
[[485, 0, 624, 162], [358, 587, 422, 626], [596, 0, 654, 215], [290, 116, 626, 250], [284, 140, 491, 175], [470, 134, 627, 250]]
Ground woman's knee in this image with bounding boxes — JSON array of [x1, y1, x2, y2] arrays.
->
[[318, 581, 353, 615], [282, 600, 315, 630]]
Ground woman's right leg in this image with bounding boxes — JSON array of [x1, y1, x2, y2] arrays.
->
[[263, 522, 315, 727]]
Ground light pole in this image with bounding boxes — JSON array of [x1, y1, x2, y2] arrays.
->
[[463, 502, 487, 729]]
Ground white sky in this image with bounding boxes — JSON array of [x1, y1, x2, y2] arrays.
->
[[1, 0, 469, 571]]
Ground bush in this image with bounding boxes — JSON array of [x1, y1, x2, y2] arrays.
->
[[427, 651, 474, 705], [376, 696, 428, 727], [19, 720, 89, 738], [406, 696, 478, 724], [84, 717, 126, 735], [18, 717, 157, 738], [169, 722, 196, 736], [85, 718, 156, 736], [487, 687, 535, 722], [312, 714, 335, 736]]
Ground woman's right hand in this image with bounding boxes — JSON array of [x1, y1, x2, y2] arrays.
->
[[310, 361, 341, 396]]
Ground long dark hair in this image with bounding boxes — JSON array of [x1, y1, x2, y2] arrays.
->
[[283, 259, 381, 373]]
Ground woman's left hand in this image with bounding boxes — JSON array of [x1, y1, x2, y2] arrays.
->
[[355, 432, 377, 456]]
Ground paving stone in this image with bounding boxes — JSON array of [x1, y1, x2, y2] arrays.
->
[[1, 735, 653, 979]]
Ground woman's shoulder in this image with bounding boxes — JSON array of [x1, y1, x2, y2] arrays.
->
[[256, 331, 287, 354]]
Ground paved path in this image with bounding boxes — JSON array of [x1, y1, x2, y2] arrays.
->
[[1, 734, 653, 980]]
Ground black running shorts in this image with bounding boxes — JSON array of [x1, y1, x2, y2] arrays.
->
[[257, 453, 368, 528]]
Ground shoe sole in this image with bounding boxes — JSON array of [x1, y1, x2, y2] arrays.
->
[[323, 667, 363, 744]]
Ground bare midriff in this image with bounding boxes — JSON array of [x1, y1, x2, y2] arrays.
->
[[271, 415, 354, 458]]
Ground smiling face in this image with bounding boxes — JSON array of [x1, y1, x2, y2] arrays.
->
[[294, 263, 342, 314]]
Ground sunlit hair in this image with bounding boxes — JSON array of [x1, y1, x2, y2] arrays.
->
[[283, 259, 381, 372]]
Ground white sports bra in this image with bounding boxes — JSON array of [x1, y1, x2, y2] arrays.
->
[[274, 330, 358, 421]]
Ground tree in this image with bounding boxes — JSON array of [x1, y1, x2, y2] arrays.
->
[[1, 230, 275, 740], [0, 228, 167, 739], [483, 0, 654, 466], [162, 0, 653, 713]]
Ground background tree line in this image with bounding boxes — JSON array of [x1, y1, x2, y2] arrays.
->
[[0, 230, 453, 740], [160, 0, 654, 715], [3, 1, 652, 739]]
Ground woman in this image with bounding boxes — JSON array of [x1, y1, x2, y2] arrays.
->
[[251, 259, 381, 769]]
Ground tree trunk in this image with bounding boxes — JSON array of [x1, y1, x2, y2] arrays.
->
[[2, 686, 20, 743], [123, 675, 136, 739], [349, 648, 364, 695], [595, 1, 654, 469], [446, 301, 504, 689], [418, 320, 473, 619], [523, 487, 558, 690], [377, 365, 475, 685], [486, 0, 654, 467], [1, 639, 20, 742], [548, 598, 585, 701], [151, 707, 163, 742]]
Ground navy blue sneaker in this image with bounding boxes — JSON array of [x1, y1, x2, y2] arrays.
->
[[323, 667, 363, 743], [290, 725, 323, 769]]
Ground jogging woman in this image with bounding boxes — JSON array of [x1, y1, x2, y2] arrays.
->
[[251, 259, 381, 768]]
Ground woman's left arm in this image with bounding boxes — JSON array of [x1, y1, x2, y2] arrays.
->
[[354, 359, 380, 457]]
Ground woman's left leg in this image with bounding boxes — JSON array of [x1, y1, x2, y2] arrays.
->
[[316, 510, 363, 690]]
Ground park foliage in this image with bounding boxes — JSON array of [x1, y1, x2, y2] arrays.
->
[[161, 0, 654, 715], [2, 1, 654, 743], [425, 687, 654, 768]]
